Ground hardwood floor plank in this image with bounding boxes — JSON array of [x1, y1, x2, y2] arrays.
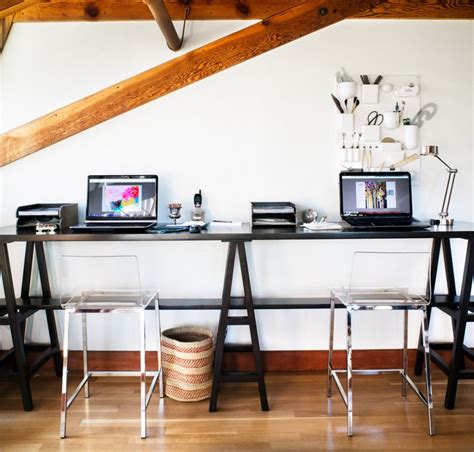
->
[[1, 371, 474, 449]]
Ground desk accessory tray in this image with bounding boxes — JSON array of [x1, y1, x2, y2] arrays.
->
[[16, 203, 78, 231], [251, 202, 296, 228]]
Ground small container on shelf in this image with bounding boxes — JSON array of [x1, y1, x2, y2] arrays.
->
[[337, 81, 358, 101], [361, 125, 381, 143], [339, 113, 354, 132], [362, 84, 379, 104], [403, 125, 419, 150], [383, 112, 400, 130], [380, 142, 402, 152]]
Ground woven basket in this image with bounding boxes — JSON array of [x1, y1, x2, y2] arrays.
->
[[161, 326, 214, 402]]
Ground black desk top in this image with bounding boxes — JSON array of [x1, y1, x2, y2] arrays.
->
[[1, 222, 474, 242]]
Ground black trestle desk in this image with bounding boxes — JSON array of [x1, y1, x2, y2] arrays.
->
[[0, 223, 473, 413]]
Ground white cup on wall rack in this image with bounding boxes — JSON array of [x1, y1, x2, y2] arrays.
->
[[383, 112, 400, 130], [337, 81, 357, 100], [403, 125, 419, 150], [339, 113, 354, 132], [361, 85, 379, 104]]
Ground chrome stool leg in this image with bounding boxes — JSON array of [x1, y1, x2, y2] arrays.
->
[[327, 294, 335, 397], [82, 313, 90, 399], [154, 298, 164, 398], [346, 307, 353, 437], [139, 309, 147, 439], [60, 310, 70, 439], [422, 307, 435, 436], [402, 310, 408, 396]]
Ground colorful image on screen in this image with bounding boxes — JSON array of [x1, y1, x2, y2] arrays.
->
[[102, 185, 142, 213], [355, 180, 397, 210]]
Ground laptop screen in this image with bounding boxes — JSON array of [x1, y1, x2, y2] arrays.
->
[[340, 172, 412, 217], [86, 175, 158, 222]]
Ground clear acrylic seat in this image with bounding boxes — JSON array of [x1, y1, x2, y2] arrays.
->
[[327, 251, 435, 437], [59, 255, 163, 439]]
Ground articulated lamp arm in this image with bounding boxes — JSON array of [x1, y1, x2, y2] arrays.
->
[[422, 146, 457, 226]]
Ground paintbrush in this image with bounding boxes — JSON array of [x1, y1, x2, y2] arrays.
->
[[351, 97, 360, 113], [331, 94, 345, 114]]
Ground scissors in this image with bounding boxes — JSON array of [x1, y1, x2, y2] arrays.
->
[[367, 110, 384, 126]]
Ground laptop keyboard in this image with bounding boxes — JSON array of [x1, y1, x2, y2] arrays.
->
[[346, 218, 413, 227], [85, 222, 153, 227]]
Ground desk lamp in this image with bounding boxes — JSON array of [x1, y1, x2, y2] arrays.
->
[[421, 145, 457, 226]]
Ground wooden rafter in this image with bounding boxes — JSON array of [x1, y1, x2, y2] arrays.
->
[[354, 0, 474, 19], [12, 0, 474, 22], [14, 0, 313, 21], [0, 13, 14, 51], [0, 0, 387, 166], [0, 0, 45, 19]]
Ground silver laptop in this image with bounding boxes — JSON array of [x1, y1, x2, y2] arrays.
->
[[70, 175, 158, 232], [339, 171, 430, 229]]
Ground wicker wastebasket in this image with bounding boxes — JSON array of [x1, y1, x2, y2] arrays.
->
[[161, 326, 214, 402]]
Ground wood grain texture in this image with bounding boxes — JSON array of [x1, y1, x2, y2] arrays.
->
[[354, 0, 474, 19], [12, 0, 474, 21], [0, 0, 23, 13], [0, 13, 14, 51], [13, 0, 313, 21], [0, 0, 45, 19], [0, 0, 385, 166], [1, 370, 474, 448]]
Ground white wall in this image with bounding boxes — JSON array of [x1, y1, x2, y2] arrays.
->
[[0, 20, 472, 351]]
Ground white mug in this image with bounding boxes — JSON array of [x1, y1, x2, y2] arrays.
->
[[384, 112, 400, 130], [403, 125, 419, 150]]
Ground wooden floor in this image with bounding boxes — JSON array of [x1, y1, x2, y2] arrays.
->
[[1, 370, 473, 451]]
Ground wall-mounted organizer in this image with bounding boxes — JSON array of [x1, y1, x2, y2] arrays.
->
[[333, 73, 421, 184]]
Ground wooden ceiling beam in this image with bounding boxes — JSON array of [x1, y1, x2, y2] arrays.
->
[[354, 0, 474, 19], [11, 0, 474, 22], [0, 13, 14, 51], [13, 0, 312, 21], [0, 0, 46, 19], [0, 0, 387, 166]]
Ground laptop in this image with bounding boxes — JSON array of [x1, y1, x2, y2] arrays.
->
[[70, 175, 158, 232], [339, 171, 430, 230]]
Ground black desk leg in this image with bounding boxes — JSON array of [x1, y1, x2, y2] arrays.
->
[[209, 242, 236, 412], [445, 239, 474, 409], [415, 238, 441, 376], [21, 242, 34, 299], [209, 241, 269, 412], [0, 242, 33, 411], [11, 243, 35, 374], [20, 242, 36, 342], [238, 242, 269, 411], [442, 238, 457, 299], [34, 242, 62, 376], [441, 239, 465, 370]]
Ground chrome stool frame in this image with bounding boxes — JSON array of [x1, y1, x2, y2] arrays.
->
[[327, 252, 435, 437], [60, 292, 163, 439], [327, 251, 435, 436]]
